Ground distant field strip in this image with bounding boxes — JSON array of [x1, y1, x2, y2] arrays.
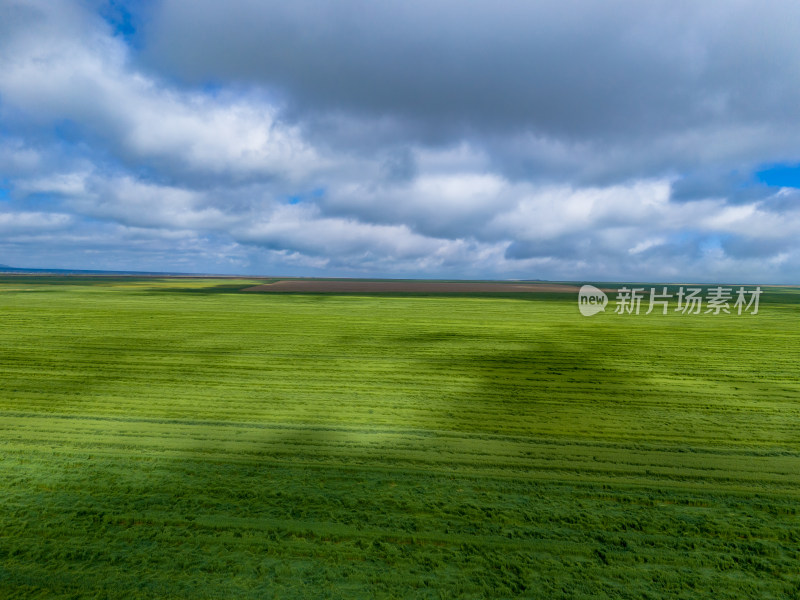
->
[[243, 280, 582, 293], [1, 278, 799, 599]]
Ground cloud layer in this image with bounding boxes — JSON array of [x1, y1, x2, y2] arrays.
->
[[1, 0, 800, 282]]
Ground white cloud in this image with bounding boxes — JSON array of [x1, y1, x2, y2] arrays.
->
[[0, 0, 319, 181], [16, 172, 89, 196], [74, 176, 237, 230], [0, 210, 72, 233]]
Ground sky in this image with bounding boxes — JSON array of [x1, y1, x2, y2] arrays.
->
[[2, 0, 800, 282]]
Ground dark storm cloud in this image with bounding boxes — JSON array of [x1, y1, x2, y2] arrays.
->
[[142, 1, 800, 143]]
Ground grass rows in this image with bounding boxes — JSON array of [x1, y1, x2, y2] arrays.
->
[[1, 278, 799, 598]]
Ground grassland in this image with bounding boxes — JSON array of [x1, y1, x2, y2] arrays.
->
[[1, 277, 799, 599]]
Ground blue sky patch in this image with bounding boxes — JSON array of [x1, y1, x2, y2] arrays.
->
[[101, 1, 137, 41], [287, 188, 325, 205], [755, 164, 800, 188]]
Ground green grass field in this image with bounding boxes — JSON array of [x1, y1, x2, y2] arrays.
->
[[1, 277, 799, 599]]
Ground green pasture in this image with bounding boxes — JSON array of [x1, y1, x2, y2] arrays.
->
[[0, 277, 798, 598]]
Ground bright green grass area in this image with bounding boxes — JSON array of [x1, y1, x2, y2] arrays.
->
[[1, 277, 799, 599]]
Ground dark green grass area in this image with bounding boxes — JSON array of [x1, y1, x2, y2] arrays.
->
[[1, 278, 799, 599]]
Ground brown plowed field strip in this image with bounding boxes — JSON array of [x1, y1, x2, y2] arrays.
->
[[243, 280, 581, 293]]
